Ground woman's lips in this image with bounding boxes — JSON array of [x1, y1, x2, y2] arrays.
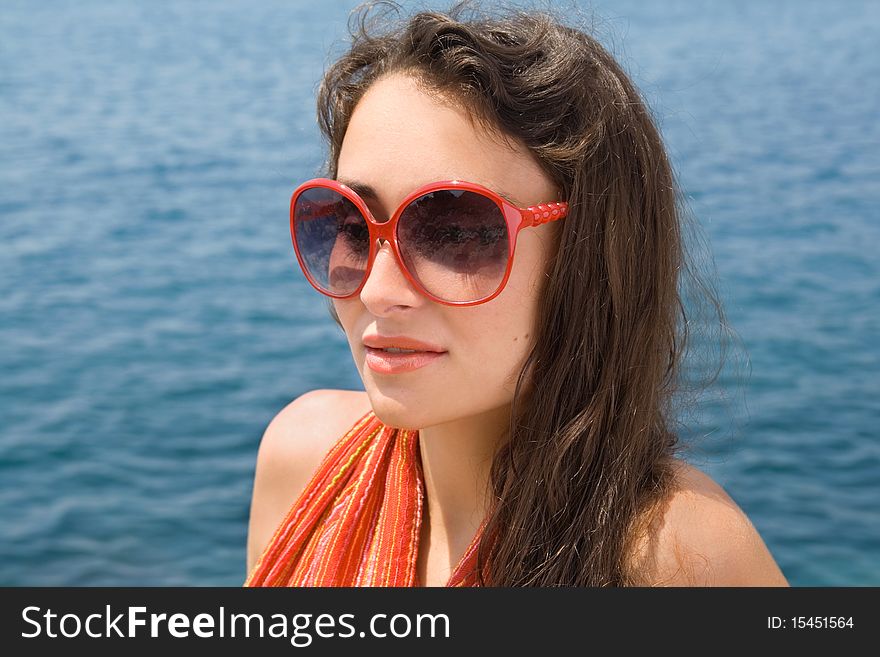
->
[[364, 347, 447, 374]]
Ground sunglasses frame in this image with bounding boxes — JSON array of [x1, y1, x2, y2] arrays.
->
[[290, 177, 568, 307]]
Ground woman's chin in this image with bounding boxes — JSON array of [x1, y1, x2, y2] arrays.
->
[[363, 394, 431, 431]]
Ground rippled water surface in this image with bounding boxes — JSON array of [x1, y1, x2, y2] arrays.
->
[[1, 0, 877, 585]]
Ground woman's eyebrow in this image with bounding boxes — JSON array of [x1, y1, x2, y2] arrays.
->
[[497, 191, 523, 206], [336, 178, 380, 201]]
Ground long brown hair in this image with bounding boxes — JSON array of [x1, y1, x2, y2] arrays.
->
[[312, 0, 736, 585]]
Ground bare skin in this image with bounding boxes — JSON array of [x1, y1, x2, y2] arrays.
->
[[246, 389, 789, 586]]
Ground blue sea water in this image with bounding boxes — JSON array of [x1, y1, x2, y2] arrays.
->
[[1, 0, 877, 586]]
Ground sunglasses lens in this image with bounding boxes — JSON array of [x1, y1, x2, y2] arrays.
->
[[398, 190, 510, 303], [292, 187, 370, 296]]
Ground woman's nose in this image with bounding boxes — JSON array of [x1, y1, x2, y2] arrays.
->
[[358, 239, 423, 310]]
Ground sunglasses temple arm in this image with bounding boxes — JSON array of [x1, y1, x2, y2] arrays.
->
[[521, 202, 568, 228]]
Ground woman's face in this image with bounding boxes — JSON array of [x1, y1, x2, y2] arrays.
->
[[332, 72, 560, 430]]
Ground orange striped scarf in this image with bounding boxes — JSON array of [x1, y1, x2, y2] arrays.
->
[[244, 408, 490, 586]]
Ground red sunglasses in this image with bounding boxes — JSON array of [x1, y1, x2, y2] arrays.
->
[[290, 177, 568, 306]]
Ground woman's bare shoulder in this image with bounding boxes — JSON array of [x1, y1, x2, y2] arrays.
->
[[258, 389, 373, 467], [631, 459, 790, 587], [251, 389, 372, 493], [245, 389, 373, 575]]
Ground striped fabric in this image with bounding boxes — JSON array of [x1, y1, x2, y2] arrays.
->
[[244, 408, 489, 587]]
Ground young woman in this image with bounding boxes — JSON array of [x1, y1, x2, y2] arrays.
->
[[244, 1, 789, 587]]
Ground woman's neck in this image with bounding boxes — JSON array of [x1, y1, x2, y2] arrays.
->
[[416, 404, 509, 553]]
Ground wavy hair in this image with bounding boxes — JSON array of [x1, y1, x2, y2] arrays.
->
[[312, 0, 738, 585]]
